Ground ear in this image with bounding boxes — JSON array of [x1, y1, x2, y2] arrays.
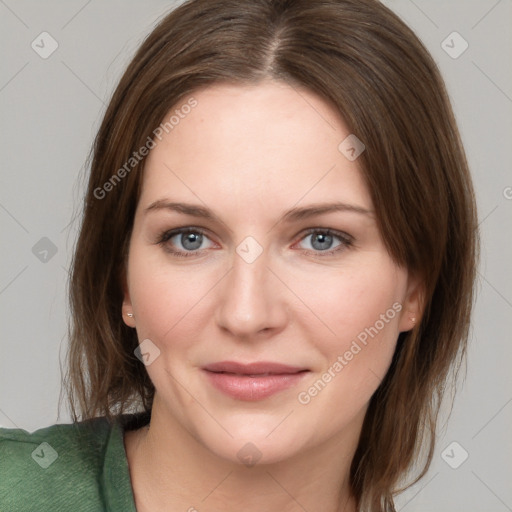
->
[[120, 264, 136, 328], [398, 272, 425, 333]]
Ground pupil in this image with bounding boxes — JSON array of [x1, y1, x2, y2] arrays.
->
[[182, 232, 202, 250], [312, 233, 332, 251]]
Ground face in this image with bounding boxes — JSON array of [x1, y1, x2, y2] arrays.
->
[[123, 81, 420, 464]]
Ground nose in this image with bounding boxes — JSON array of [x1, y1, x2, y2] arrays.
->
[[215, 245, 288, 340]]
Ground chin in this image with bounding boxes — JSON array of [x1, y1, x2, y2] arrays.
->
[[192, 417, 310, 467], [215, 437, 301, 467]]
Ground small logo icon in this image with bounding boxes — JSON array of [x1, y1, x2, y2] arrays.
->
[[134, 339, 161, 366], [441, 441, 469, 469], [236, 236, 263, 264], [441, 32, 468, 59], [338, 134, 366, 161], [32, 237, 58, 263], [237, 442, 262, 467], [31, 32, 59, 59], [31, 442, 58, 469]]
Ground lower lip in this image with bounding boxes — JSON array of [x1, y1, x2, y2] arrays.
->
[[203, 370, 308, 401]]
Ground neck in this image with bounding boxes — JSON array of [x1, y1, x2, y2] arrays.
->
[[124, 401, 360, 512]]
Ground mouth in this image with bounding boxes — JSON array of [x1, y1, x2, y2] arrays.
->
[[202, 361, 310, 401]]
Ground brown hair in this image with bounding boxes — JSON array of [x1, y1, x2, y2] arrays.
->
[[63, 0, 478, 509]]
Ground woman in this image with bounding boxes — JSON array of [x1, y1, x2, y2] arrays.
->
[[0, 0, 478, 510]]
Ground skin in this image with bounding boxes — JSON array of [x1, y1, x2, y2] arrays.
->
[[122, 80, 422, 512]]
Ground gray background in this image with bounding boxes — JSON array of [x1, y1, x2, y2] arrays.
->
[[0, 1, 511, 510]]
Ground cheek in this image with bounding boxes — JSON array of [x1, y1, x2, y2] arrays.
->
[[293, 259, 404, 339], [292, 263, 405, 421], [290, 258, 406, 387], [128, 251, 216, 344]]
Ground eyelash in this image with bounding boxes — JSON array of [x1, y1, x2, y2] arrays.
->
[[156, 227, 354, 258]]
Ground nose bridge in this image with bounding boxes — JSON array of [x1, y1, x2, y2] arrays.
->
[[215, 240, 286, 337]]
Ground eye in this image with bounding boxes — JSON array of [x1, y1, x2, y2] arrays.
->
[[156, 227, 353, 258], [157, 227, 215, 257], [294, 228, 353, 255]]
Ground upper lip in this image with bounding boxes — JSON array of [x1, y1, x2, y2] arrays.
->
[[203, 361, 308, 375]]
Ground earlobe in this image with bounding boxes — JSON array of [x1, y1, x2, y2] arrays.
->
[[123, 308, 136, 327], [398, 274, 425, 332], [120, 266, 136, 328], [400, 313, 417, 333], [122, 299, 136, 328]]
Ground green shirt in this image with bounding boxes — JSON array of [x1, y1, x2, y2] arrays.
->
[[0, 411, 150, 511]]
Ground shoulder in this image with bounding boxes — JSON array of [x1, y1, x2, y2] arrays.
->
[[0, 415, 130, 511]]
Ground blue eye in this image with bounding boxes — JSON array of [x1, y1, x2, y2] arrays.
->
[[296, 229, 353, 255], [158, 228, 214, 257], [175, 231, 204, 251], [157, 227, 353, 258]]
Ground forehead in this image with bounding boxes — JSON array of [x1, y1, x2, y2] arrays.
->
[[139, 81, 372, 213]]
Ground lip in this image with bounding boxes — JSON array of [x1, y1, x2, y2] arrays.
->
[[202, 361, 309, 401]]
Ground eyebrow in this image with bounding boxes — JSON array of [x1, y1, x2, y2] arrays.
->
[[144, 200, 373, 224]]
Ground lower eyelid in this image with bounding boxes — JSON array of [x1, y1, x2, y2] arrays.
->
[[169, 230, 215, 251], [158, 228, 352, 256], [294, 230, 352, 248]]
